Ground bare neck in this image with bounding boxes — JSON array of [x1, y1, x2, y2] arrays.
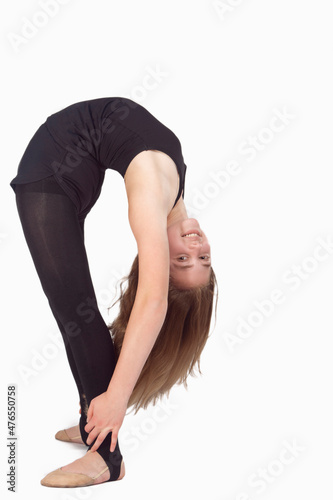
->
[[167, 197, 188, 228]]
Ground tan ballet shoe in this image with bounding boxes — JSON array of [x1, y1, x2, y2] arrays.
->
[[40, 458, 125, 487], [55, 429, 85, 444]]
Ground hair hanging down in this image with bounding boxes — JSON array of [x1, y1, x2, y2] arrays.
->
[[107, 255, 218, 415]]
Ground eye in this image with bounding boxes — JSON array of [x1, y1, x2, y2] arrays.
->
[[200, 255, 210, 260], [178, 256, 188, 261]]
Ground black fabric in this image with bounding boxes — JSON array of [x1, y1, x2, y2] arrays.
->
[[9, 97, 187, 220], [14, 176, 122, 481]]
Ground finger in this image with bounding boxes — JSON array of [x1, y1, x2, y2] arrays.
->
[[90, 429, 111, 453], [86, 427, 99, 446], [85, 419, 95, 433], [110, 429, 119, 453]]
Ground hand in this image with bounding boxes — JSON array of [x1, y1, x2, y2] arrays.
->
[[84, 391, 127, 453]]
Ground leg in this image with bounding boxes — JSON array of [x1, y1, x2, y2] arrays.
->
[[15, 176, 123, 481], [47, 216, 89, 444], [48, 215, 90, 443], [48, 299, 89, 444]]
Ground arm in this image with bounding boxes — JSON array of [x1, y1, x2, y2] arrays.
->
[[108, 159, 171, 402], [106, 293, 168, 401], [85, 157, 172, 452]]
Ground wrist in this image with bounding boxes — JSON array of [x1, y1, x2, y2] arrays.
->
[[106, 380, 130, 406]]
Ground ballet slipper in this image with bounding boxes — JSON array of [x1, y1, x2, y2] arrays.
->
[[55, 429, 85, 444], [40, 457, 125, 487]]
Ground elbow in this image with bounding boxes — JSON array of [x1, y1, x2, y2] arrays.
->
[[147, 296, 168, 314], [136, 292, 168, 314]]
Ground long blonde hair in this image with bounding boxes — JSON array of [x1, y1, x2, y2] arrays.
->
[[107, 255, 218, 415]]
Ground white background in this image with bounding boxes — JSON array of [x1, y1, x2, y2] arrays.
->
[[1, 0, 333, 498]]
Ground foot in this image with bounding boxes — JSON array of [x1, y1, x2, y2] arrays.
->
[[55, 424, 85, 444], [60, 450, 111, 484], [41, 450, 125, 487]]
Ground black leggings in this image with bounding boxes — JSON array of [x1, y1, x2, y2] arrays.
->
[[14, 175, 123, 481]]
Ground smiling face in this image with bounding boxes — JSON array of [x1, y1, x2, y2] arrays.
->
[[167, 218, 211, 289]]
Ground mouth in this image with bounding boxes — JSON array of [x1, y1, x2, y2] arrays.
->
[[182, 230, 201, 238]]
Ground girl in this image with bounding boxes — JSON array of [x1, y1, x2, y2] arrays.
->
[[10, 97, 217, 487]]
